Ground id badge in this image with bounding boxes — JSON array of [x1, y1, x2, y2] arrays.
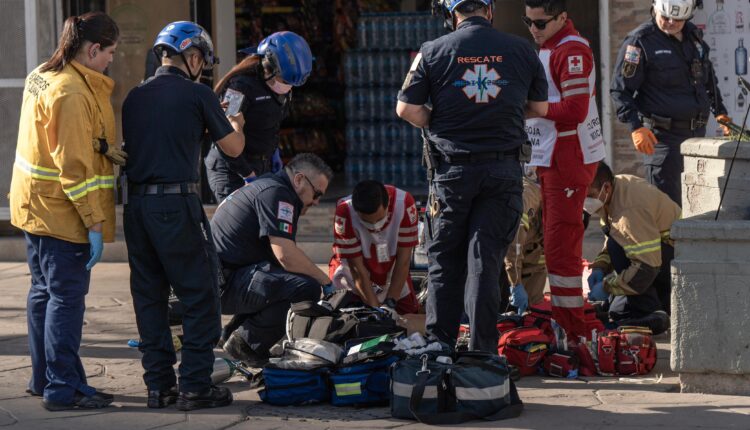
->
[[376, 243, 390, 263]]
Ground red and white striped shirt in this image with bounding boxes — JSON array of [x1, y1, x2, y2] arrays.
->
[[330, 185, 418, 286]]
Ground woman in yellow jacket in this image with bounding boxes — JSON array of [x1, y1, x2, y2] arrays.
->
[[8, 11, 124, 411]]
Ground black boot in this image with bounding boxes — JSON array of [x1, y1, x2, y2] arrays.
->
[[222, 331, 268, 368], [42, 391, 114, 411], [176, 386, 233, 411], [147, 385, 178, 409]]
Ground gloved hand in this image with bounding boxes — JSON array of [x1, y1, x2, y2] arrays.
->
[[271, 148, 283, 173], [716, 114, 732, 136], [93, 139, 127, 166], [243, 172, 257, 184], [379, 297, 399, 321], [587, 268, 604, 291], [86, 230, 103, 271], [321, 282, 335, 296], [631, 127, 657, 155], [588, 280, 609, 302], [509, 284, 529, 315]]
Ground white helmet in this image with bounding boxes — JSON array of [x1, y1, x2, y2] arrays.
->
[[653, 0, 695, 20]]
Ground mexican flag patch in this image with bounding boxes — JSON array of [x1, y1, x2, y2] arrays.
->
[[279, 222, 293, 234]]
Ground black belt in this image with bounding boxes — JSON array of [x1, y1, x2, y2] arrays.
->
[[641, 115, 707, 132], [129, 183, 200, 195], [440, 150, 518, 164]]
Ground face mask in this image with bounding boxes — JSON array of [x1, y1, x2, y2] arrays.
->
[[360, 215, 388, 232], [268, 79, 292, 94], [583, 197, 604, 215], [583, 184, 609, 214]]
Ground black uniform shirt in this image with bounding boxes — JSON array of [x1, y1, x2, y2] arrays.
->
[[210, 170, 303, 268], [122, 66, 234, 183], [398, 16, 548, 155], [216, 73, 289, 177], [611, 20, 726, 132]]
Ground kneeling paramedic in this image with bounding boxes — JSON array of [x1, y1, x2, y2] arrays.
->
[[396, 0, 548, 352], [210, 154, 334, 366], [585, 162, 677, 335], [501, 176, 546, 315], [329, 180, 420, 318], [122, 21, 245, 411]]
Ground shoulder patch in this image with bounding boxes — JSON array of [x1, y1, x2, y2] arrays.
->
[[622, 45, 641, 78], [407, 204, 417, 224], [277, 201, 294, 223], [624, 45, 641, 64], [334, 215, 346, 235], [568, 55, 584, 74], [279, 222, 293, 234]]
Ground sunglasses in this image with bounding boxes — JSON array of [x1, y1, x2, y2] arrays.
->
[[302, 174, 324, 200], [521, 14, 559, 30]]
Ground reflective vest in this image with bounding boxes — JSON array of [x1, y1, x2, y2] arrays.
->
[[526, 35, 606, 168]]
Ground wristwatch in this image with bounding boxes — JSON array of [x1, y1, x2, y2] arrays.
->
[[383, 297, 397, 309]]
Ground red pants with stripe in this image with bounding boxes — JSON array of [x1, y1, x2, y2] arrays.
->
[[538, 155, 597, 340]]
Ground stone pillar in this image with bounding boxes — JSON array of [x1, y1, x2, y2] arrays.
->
[[671, 138, 750, 395]]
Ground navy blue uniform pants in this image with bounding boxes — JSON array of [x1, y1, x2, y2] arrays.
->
[[220, 262, 320, 357], [204, 146, 270, 202], [606, 237, 673, 319], [25, 232, 97, 404], [425, 159, 523, 353], [646, 128, 705, 207], [124, 193, 222, 393]]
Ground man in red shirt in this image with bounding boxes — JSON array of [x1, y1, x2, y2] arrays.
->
[[524, 0, 606, 340], [329, 180, 420, 316]]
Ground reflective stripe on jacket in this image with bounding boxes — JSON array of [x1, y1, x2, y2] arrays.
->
[[591, 175, 681, 295], [9, 61, 116, 244]]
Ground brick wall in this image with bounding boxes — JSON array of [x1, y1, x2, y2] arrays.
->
[[608, 0, 653, 175]]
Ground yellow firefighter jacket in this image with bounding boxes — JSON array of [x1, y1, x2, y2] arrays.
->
[[590, 175, 681, 295], [504, 177, 545, 286], [9, 60, 116, 244]]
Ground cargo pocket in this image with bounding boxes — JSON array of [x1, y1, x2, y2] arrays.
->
[[242, 269, 284, 312]]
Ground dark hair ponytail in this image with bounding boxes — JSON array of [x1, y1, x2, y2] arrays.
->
[[40, 11, 119, 73]]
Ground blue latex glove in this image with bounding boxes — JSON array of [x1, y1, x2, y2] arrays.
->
[[271, 148, 283, 173], [321, 282, 334, 296], [510, 284, 529, 315], [86, 230, 103, 271], [588, 281, 609, 302], [588, 268, 604, 291]]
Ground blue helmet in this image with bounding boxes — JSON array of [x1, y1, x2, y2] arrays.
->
[[153, 21, 218, 69], [437, 0, 493, 13], [240, 31, 313, 87]]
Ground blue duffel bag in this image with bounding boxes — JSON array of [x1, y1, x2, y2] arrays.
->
[[330, 354, 400, 406], [259, 365, 331, 406], [390, 351, 523, 424]]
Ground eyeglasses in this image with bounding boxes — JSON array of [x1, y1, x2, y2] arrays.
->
[[302, 174, 324, 200], [521, 14, 559, 30]]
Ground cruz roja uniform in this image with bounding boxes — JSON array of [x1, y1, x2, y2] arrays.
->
[[329, 185, 420, 314], [589, 175, 679, 335], [122, 64, 232, 396], [500, 177, 546, 309], [525, 19, 606, 340], [398, 14, 548, 352], [210, 171, 322, 361], [611, 19, 726, 206]]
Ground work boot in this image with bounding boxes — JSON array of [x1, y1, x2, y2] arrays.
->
[[222, 331, 268, 368], [42, 391, 114, 411], [175, 386, 233, 411], [147, 385, 179, 409]]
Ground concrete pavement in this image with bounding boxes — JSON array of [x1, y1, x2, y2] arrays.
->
[[0, 262, 748, 429]]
